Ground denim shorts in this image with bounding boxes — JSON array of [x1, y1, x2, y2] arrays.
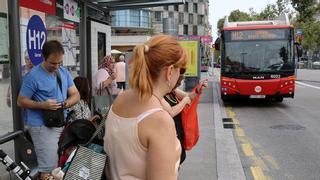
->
[[28, 126, 63, 173]]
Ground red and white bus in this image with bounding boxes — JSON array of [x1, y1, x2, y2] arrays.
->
[[219, 15, 296, 102]]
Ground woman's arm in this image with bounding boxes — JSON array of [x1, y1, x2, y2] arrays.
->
[[161, 96, 191, 117], [140, 112, 180, 180], [174, 79, 208, 101]]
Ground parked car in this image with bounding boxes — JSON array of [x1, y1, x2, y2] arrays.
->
[[313, 61, 320, 69]]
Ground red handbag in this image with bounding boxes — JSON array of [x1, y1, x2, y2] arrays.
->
[[181, 83, 202, 150]]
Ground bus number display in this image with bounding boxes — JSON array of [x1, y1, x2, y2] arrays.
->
[[230, 29, 286, 41]]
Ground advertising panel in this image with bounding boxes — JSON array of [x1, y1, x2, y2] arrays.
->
[[63, 0, 80, 23], [0, 13, 8, 63], [61, 22, 77, 66], [179, 40, 199, 77]]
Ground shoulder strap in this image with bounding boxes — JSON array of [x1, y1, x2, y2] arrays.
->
[[56, 70, 64, 100], [137, 108, 163, 123]]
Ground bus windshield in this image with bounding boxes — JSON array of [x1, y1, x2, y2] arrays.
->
[[221, 29, 294, 76], [223, 40, 293, 75]]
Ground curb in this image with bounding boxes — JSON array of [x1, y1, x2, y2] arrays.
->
[[212, 70, 246, 180]]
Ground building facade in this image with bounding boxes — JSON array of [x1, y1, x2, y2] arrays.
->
[[150, 0, 212, 70], [151, 0, 210, 36], [110, 9, 152, 52]]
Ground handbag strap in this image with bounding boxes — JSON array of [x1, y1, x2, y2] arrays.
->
[[84, 94, 114, 147], [56, 70, 64, 100]]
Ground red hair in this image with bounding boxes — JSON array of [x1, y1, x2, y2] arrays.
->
[[129, 35, 187, 101]]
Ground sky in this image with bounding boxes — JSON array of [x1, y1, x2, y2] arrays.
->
[[209, 0, 278, 39]]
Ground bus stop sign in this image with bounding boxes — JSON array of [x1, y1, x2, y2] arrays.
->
[[26, 15, 47, 65], [297, 29, 302, 36]]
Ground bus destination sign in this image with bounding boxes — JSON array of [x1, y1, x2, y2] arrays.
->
[[229, 29, 287, 41]]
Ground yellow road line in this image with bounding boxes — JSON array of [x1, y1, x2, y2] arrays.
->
[[241, 143, 255, 157], [226, 105, 272, 180], [235, 128, 245, 137], [250, 166, 268, 180], [263, 155, 279, 170]]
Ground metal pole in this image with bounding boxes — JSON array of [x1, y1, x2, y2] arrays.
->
[[80, 2, 88, 77], [8, 0, 23, 164]]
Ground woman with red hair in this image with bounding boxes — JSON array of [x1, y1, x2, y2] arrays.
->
[[104, 35, 187, 180]]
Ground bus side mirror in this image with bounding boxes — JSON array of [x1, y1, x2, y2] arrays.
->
[[214, 38, 220, 51]]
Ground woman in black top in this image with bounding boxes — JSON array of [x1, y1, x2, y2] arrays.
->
[[162, 69, 208, 164]]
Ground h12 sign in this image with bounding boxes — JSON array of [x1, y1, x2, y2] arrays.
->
[[26, 15, 47, 65]]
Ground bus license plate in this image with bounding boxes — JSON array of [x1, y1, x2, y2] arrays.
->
[[250, 95, 266, 99]]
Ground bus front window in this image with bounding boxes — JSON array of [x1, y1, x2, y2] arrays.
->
[[223, 40, 293, 75]]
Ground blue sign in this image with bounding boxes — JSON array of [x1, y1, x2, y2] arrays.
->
[[26, 15, 47, 65], [297, 29, 302, 36]]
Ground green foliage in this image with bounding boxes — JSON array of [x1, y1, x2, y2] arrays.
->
[[215, 0, 320, 53], [291, 0, 319, 22], [228, 10, 252, 22], [300, 21, 320, 52], [255, 4, 278, 20], [216, 0, 293, 32], [217, 18, 224, 33], [216, 10, 252, 32], [291, 0, 320, 53]]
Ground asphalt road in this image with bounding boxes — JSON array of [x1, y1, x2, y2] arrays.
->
[[222, 69, 320, 179]]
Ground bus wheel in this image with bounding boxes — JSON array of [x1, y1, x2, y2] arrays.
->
[[275, 97, 283, 102]]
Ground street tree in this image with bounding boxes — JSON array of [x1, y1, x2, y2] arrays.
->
[[228, 10, 252, 22], [300, 21, 320, 53], [216, 10, 251, 32], [291, 0, 319, 22]]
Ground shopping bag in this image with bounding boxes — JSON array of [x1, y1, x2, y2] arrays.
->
[[93, 83, 117, 115], [63, 108, 111, 180], [92, 95, 116, 115], [63, 145, 107, 180], [181, 83, 202, 150]]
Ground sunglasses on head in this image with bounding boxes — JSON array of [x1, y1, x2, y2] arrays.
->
[[180, 68, 186, 75]]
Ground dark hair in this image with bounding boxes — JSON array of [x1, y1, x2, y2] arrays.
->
[[42, 40, 64, 60], [73, 76, 90, 104]]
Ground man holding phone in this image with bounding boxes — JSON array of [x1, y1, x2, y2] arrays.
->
[[17, 40, 80, 180]]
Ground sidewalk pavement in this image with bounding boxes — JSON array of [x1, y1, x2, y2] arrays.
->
[[179, 76, 217, 179], [179, 70, 246, 180], [296, 69, 320, 82]]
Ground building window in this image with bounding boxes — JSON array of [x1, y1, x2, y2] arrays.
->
[[183, 25, 188, 35], [164, 6, 168, 11], [169, 12, 174, 18], [193, 3, 198, 13], [174, 5, 179, 11], [155, 11, 162, 22], [198, 15, 204, 25], [184, 2, 188, 12], [193, 25, 197, 35], [189, 14, 193, 24], [179, 13, 184, 24]]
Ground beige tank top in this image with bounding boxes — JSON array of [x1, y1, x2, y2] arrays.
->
[[104, 107, 181, 180]]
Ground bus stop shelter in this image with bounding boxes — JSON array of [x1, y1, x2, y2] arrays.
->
[[0, 0, 184, 178]]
